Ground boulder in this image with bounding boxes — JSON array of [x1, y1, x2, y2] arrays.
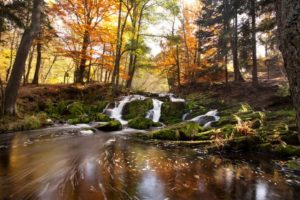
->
[[151, 122, 203, 141], [128, 117, 162, 130], [160, 101, 186, 125], [122, 98, 153, 120], [95, 120, 122, 132]]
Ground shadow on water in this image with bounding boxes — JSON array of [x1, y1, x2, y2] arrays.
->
[[0, 126, 299, 200]]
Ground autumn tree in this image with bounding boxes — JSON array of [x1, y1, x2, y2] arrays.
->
[[52, 0, 113, 84], [3, 0, 44, 115]]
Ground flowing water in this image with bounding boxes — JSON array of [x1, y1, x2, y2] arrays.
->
[[146, 99, 163, 123], [0, 126, 299, 200]]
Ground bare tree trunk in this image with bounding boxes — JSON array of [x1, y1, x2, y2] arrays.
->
[[176, 45, 181, 86], [4, 0, 43, 115], [251, 0, 258, 86], [43, 55, 57, 82], [6, 29, 17, 81], [232, 5, 244, 82], [24, 45, 36, 85], [277, 0, 300, 142], [32, 41, 42, 85]]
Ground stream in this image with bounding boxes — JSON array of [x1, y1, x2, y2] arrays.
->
[[0, 125, 299, 200]]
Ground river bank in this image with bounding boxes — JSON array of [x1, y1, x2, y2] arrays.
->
[[0, 82, 299, 159]]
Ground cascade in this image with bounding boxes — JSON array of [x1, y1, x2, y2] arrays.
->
[[146, 99, 164, 122]]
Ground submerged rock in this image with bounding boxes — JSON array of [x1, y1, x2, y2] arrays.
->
[[95, 120, 122, 132]]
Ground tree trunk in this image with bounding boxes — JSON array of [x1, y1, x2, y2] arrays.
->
[[232, 5, 244, 82], [24, 45, 36, 85], [251, 0, 258, 86], [6, 29, 17, 82], [4, 0, 43, 115], [32, 41, 42, 85], [112, 0, 123, 94], [43, 55, 57, 82], [276, 0, 300, 142], [176, 45, 181, 86], [76, 30, 90, 84]]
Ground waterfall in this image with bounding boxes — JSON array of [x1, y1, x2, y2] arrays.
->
[[190, 110, 220, 128], [104, 95, 146, 125], [146, 99, 163, 122], [159, 93, 185, 102]]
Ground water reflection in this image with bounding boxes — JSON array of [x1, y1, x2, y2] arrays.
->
[[0, 127, 299, 200]]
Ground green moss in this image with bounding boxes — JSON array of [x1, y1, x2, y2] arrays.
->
[[160, 101, 186, 124], [266, 110, 295, 121], [122, 98, 153, 120], [286, 160, 300, 170], [224, 136, 262, 151], [128, 117, 155, 130], [95, 113, 111, 122], [273, 145, 300, 157], [151, 122, 203, 141], [96, 120, 122, 132], [67, 115, 92, 124]]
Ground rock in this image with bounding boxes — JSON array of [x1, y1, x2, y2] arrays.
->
[[151, 122, 203, 141], [67, 115, 91, 124], [193, 115, 216, 126], [160, 101, 186, 125], [95, 113, 111, 122], [95, 120, 122, 132], [122, 98, 153, 120], [128, 117, 155, 130], [80, 130, 94, 135]]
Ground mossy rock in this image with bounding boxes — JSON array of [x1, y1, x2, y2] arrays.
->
[[67, 115, 92, 124], [273, 145, 300, 157], [151, 122, 203, 141], [213, 115, 236, 127], [95, 120, 122, 132], [95, 113, 111, 122], [128, 117, 155, 130], [224, 136, 262, 151], [258, 143, 300, 157], [122, 98, 153, 120], [160, 101, 186, 125]]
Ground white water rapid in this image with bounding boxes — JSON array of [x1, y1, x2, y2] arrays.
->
[[104, 95, 147, 125], [159, 93, 185, 102], [190, 110, 220, 128], [146, 99, 164, 122], [103, 94, 218, 128]]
